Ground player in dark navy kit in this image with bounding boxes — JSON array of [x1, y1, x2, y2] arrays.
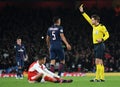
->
[[46, 17, 71, 76], [14, 37, 27, 79]]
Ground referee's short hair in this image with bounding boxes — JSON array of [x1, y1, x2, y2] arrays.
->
[[91, 14, 100, 23], [53, 16, 60, 23]]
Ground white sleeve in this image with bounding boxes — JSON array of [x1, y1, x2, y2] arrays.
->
[[35, 65, 45, 74], [44, 68, 60, 78]]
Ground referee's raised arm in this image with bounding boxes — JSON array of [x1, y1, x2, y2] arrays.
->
[[79, 4, 92, 26]]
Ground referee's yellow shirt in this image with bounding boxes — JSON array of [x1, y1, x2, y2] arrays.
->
[[82, 12, 109, 44]]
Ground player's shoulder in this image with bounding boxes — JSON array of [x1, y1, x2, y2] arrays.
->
[[48, 25, 52, 30], [48, 26, 52, 29], [99, 24, 106, 28], [14, 44, 19, 48], [99, 24, 107, 30], [48, 25, 56, 30], [21, 44, 25, 48], [33, 61, 39, 67], [58, 25, 63, 29], [29, 61, 37, 68], [48, 25, 63, 30], [100, 24, 105, 27], [100, 24, 103, 26]]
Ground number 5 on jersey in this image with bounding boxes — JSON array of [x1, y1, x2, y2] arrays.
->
[[52, 31, 56, 40]]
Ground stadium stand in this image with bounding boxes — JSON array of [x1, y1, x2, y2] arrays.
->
[[0, 3, 120, 73]]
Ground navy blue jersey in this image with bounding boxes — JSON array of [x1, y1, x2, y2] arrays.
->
[[14, 44, 26, 59], [47, 25, 63, 48]]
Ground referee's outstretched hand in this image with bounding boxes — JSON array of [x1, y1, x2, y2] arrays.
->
[[79, 4, 84, 13]]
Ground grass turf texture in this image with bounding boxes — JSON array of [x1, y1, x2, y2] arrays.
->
[[0, 74, 120, 87]]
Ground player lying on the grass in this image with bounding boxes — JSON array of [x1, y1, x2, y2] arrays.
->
[[28, 54, 73, 83]]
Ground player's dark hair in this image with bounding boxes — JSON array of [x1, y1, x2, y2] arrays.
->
[[37, 54, 46, 60], [91, 14, 100, 23], [17, 37, 21, 40], [53, 16, 60, 23], [17, 36, 22, 40]]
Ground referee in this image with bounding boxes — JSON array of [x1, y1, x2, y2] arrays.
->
[[79, 4, 109, 82]]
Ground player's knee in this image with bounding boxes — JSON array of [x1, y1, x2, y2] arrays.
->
[[38, 73, 43, 77], [60, 60, 65, 64], [43, 73, 52, 78], [95, 58, 101, 64], [50, 60, 56, 65], [18, 66, 22, 69], [100, 59, 103, 64]]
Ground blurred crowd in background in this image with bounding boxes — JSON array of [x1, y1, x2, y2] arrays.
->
[[0, 3, 120, 73]]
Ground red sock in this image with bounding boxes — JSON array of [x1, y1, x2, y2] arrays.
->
[[58, 63, 64, 76], [50, 65, 55, 73], [44, 76, 56, 82]]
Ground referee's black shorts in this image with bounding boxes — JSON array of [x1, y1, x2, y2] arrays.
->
[[94, 42, 105, 59]]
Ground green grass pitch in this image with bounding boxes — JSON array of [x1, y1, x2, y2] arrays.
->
[[0, 76, 120, 87]]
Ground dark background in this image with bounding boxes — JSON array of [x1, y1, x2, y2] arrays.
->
[[0, 0, 120, 73]]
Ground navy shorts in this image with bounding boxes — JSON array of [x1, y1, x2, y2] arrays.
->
[[94, 43, 105, 59], [16, 58, 24, 67], [50, 47, 65, 61]]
